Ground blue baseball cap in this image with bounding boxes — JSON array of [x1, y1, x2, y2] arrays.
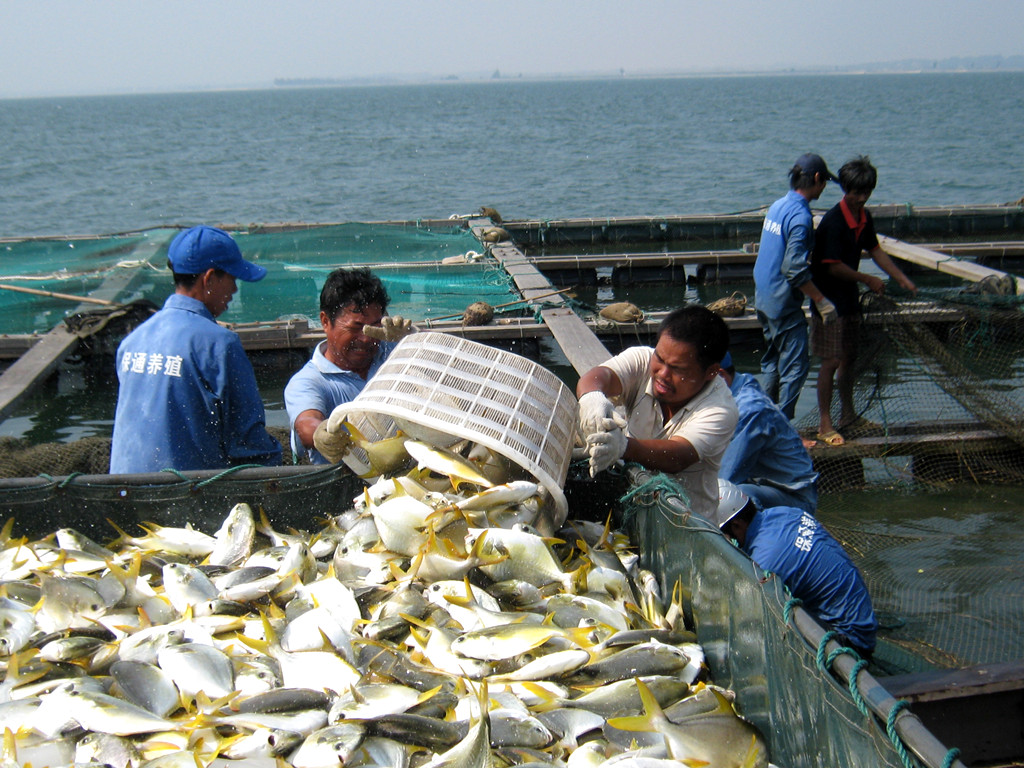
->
[[167, 225, 267, 282], [795, 153, 838, 183]]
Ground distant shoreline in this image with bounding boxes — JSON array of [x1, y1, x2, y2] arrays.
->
[[4, 57, 1023, 101]]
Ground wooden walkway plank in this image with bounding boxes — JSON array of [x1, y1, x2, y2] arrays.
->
[[477, 234, 611, 375], [0, 324, 81, 421], [878, 234, 1023, 293]]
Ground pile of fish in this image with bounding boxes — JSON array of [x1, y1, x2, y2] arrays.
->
[[0, 437, 771, 768]]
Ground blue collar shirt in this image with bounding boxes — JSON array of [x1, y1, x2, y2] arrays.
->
[[284, 339, 396, 464]]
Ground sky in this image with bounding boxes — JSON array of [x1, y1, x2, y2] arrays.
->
[[2, 0, 1023, 98]]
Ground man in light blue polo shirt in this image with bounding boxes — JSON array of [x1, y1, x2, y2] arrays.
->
[[110, 225, 281, 473], [754, 153, 839, 420], [284, 268, 413, 464]]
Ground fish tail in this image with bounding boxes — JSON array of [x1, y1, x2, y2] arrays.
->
[[105, 517, 136, 546], [0, 517, 14, 544]]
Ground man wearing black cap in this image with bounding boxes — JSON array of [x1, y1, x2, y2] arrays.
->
[[110, 225, 282, 473], [753, 153, 839, 422]]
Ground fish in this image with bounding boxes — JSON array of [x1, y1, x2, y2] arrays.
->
[[404, 440, 495, 491], [207, 502, 256, 567], [450, 623, 568, 662], [470, 526, 587, 593], [107, 520, 217, 558], [74, 731, 143, 768], [157, 643, 235, 701], [110, 660, 182, 718], [423, 681, 492, 768], [607, 679, 768, 768], [288, 723, 366, 768], [0, 598, 35, 657], [0, 453, 771, 768], [34, 688, 179, 736], [338, 420, 415, 479]]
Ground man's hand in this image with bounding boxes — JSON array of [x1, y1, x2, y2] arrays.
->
[[815, 297, 838, 325], [586, 428, 628, 477], [579, 391, 625, 437], [863, 275, 885, 295], [312, 418, 354, 464], [362, 316, 417, 343]]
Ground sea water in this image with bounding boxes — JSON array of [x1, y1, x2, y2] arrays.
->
[[2, 72, 1022, 239]]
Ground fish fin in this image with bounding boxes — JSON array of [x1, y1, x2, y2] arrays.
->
[[741, 733, 763, 768], [1, 728, 16, 763], [606, 713, 654, 732], [399, 612, 430, 631], [0, 518, 14, 544], [568, 563, 589, 594], [340, 419, 369, 447], [635, 676, 668, 721], [234, 629, 271, 655], [416, 683, 444, 705]]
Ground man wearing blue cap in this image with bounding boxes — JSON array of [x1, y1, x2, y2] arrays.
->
[[754, 153, 839, 422], [110, 225, 282, 473]]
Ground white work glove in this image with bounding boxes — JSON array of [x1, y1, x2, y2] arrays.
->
[[814, 297, 838, 325], [578, 391, 628, 437], [362, 316, 417, 343], [312, 418, 354, 464], [586, 428, 628, 477]]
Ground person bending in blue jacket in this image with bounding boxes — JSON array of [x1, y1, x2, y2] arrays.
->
[[718, 352, 818, 515], [110, 225, 281, 473], [716, 479, 877, 659]]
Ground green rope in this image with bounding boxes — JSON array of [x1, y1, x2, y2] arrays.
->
[[941, 748, 961, 768], [160, 468, 189, 481], [847, 659, 871, 717], [815, 630, 839, 671], [885, 699, 916, 768], [194, 464, 265, 487], [36, 473, 55, 482], [619, 471, 683, 506], [826, 644, 858, 669], [782, 597, 803, 625], [57, 472, 82, 488]]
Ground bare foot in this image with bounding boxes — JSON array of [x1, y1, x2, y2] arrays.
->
[[802, 437, 817, 450]]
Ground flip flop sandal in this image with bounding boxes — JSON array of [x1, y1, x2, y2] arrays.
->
[[816, 430, 845, 447]]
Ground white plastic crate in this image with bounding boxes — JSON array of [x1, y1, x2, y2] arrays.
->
[[329, 332, 578, 528]]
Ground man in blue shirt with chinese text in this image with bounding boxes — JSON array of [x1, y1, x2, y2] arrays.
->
[[110, 225, 281, 473], [716, 479, 877, 659], [719, 352, 818, 515], [753, 153, 839, 420]]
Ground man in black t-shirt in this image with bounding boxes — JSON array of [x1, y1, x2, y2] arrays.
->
[[810, 157, 916, 446]]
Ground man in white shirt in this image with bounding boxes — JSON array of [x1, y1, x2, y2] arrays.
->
[[576, 305, 738, 519]]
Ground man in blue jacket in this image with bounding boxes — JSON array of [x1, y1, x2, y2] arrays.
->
[[754, 153, 839, 420], [718, 352, 818, 515], [716, 479, 877, 659], [110, 225, 281, 473]]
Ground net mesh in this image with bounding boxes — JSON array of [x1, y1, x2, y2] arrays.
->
[[794, 288, 1024, 673], [0, 224, 521, 332]]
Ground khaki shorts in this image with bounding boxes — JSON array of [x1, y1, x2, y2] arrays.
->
[[811, 314, 860, 360]]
